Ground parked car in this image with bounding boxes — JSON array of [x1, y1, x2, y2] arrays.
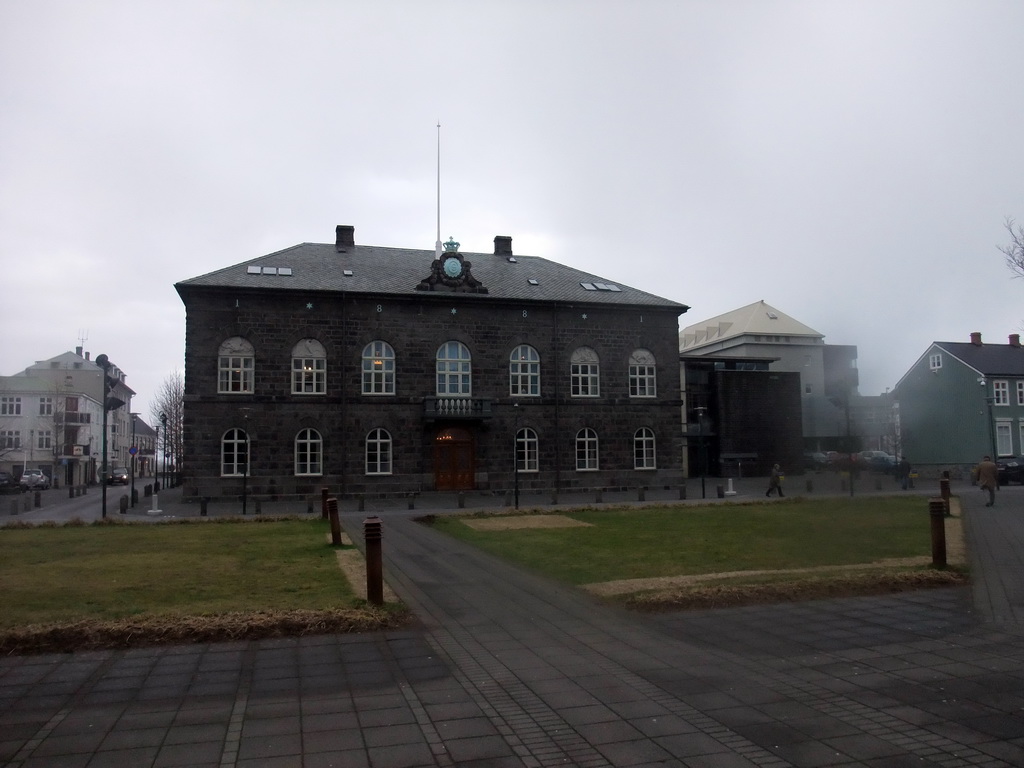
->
[[0, 471, 18, 494], [859, 451, 896, 473], [997, 456, 1023, 485], [803, 452, 828, 470], [19, 468, 51, 491], [106, 467, 129, 485]]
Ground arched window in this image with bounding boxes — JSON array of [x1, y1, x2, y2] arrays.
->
[[436, 341, 472, 396], [292, 339, 326, 395], [575, 428, 599, 471], [634, 427, 656, 470], [366, 428, 393, 475], [516, 427, 539, 472], [362, 341, 396, 395], [295, 429, 322, 475], [628, 349, 657, 398], [218, 338, 254, 394], [570, 347, 600, 397], [510, 345, 540, 396], [221, 428, 248, 476]]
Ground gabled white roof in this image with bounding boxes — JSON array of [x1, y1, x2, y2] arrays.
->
[[679, 300, 823, 350]]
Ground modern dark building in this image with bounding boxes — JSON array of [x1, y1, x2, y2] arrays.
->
[[174, 226, 689, 502]]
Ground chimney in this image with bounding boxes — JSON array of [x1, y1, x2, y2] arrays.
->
[[85, 351, 90, 361], [970, 332, 982, 346], [335, 225, 355, 252], [494, 235, 513, 256], [1011, 334, 1021, 348], [76, 346, 83, 357]]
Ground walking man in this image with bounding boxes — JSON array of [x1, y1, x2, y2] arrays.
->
[[766, 463, 784, 497], [976, 455, 999, 507]]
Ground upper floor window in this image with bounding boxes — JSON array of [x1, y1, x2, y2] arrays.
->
[[1017, 380, 1024, 406], [218, 337, 254, 394], [437, 341, 472, 396], [294, 428, 323, 475], [291, 339, 326, 395], [362, 341, 396, 395], [37, 430, 52, 450], [928, 353, 942, 371], [510, 345, 540, 397], [570, 347, 600, 397], [39, 397, 53, 416], [1, 431, 20, 449], [221, 428, 249, 476], [628, 349, 657, 398], [634, 427, 656, 470], [576, 428, 599, 471], [1, 397, 21, 416], [515, 427, 539, 472], [366, 428, 393, 475], [994, 380, 1009, 406]]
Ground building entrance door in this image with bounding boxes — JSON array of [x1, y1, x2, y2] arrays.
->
[[433, 427, 475, 491]]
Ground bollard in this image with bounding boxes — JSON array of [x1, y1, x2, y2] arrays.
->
[[638, 487, 646, 502], [595, 489, 603, 503], [33, 490, 41, 509], [357, 494, 365, 513], [457, 492, 465, 509], [364, 516, 384, 606], [407, 493, 416, 510], [9, 500, 17, 516], [551, 492, 559, 505], [255, 500, 262, 515], [321, 487, 329, 520], [939, 477, 950, 504], [200, 497, 209, 517], [306, 499, 314, 514], [716, 484, 724, 499], [119, 495, 129, 514], [679, 484, 686, 500], [327, 497, 342, 546], [929, 498, 947, 568]]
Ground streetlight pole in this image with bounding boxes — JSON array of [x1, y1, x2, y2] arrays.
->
[[695, 406, 707, 499], [513, 403, 520, 510], [130, 413, 137, 508], [94, 354, 124, 519], [160, 412, 168, 491], [240, 408, 250, 515]]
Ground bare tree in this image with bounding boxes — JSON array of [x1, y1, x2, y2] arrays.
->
[[999, 216, 1024, 279], [150, 370, 184, 475]]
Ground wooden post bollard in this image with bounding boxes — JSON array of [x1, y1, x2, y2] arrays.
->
[[327, 497, 342, 546], [321, 487, 329, 520], [716, 484, 725, 498], [929, 498, 947, 569], [939, 478, 951, 516], [679, 484, 686, 500], [364, 516, 384, 606]]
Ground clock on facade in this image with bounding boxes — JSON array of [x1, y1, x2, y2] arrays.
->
[[442, 256, 463, 279]]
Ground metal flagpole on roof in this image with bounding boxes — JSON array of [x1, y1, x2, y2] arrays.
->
[[435, 122, 442, 260]]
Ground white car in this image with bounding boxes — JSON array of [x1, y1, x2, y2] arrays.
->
[[19, 468, 51, 490]]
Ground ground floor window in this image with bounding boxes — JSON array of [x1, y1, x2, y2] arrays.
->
[[516, 427, 539, 472], [634, 427, 656, 469], [366, 428, 393, 475], [221, 429, 248, 476], [295, 429, 323, 475]]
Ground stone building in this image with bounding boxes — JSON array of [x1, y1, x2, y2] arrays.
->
[[175, 225, 689, 502]]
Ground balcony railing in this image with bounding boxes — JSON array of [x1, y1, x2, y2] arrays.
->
[[55, 412, 92, 424], [423, 397, 493, 420]]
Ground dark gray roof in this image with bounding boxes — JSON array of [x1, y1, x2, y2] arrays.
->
[[176, 242, 689, 312], [935, 341, 1024, 376]]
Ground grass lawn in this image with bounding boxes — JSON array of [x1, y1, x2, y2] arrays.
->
[[426, 496, 949, 586], [0, 518, 363, 630]]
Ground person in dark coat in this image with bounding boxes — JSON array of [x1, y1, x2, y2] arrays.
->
[[766, 464, 784, 497], [897, 456, 912, 490], [976, 455, 999, 507]]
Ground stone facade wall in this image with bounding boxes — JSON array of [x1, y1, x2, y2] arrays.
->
[[181, 287, 684, 501]]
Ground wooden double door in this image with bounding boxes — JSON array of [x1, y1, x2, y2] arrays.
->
[[433, 427, 475, 491]]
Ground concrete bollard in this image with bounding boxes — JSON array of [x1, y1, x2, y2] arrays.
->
[[119, 495, 129, 514], [364, 516, 384, 606], [321, 487, 329, 520], [33, 490, 41, 508], [200, 497, 209, 516], [327, 497, 342, 546], [929, 498, 947, 568]]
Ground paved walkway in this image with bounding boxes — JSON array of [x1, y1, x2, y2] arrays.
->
[[2, 480, 1023, 767]]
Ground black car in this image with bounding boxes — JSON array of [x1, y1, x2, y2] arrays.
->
[[106, 467, 129, 485], [997, 456, 1023, 485], [0, 471, 18, 494]]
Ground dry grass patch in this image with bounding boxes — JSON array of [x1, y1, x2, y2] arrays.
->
[[461, 514, 593, 531]]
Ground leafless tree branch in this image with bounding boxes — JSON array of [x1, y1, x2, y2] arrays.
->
[[999, 216, 1024, 279]]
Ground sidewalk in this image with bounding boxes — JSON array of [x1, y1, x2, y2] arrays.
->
[[2, 482, 1023, 767]]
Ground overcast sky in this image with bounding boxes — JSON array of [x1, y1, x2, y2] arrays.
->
[[3, 0, 1022, 419]]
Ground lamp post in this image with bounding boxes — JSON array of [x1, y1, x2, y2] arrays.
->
[[154, 424, 160, 492], [159, 412, 168, 491], [979, 378, 998, 458], [240, 408, 250, 515], [695, 406, 707, 499], [94, 354, 124, 519], [130, 413, 137, 508], [513, 402, 520, 510]]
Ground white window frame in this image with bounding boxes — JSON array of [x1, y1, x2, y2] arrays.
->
[[570, 347, 600, 398], [221, 428, 248, 476], [575, 428, 599, 471], [628, 349, 657, 398], [928, 353, 942, 371], [634, 427, 656, 470], [994, 380, 1009, 406], [362, 341, 396, 395], [37, 430, 52, 450], [39, 397, 53, 416], [218, 338, 255, 394], [294, 428, 323, 476], [1, 431, 21, 449], [510, 345, 541, 397], [365, 428, 393, 475], [1017, 380, 1024, 406], [1, 397, 21, 416], [516, 427, 539, 472], [436, 341, 472, 396], [996, 420, 1012, 456], [291, 339, 326, 395]]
